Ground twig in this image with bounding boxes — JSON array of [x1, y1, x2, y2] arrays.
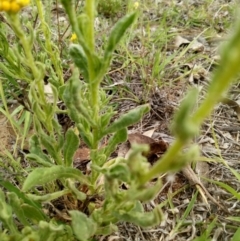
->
[[182, 164, 229, 214]]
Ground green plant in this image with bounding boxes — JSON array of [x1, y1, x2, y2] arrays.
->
[[0, 0, 240, 240], [97, 0, 125, 18]]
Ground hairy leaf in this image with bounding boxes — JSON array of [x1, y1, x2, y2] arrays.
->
[[22, 166, 90, 191], [104, 104, 150, 135], [63, 129, 80, 167], [70, 211, 97, 241]]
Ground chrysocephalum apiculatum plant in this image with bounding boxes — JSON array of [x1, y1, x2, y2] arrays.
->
[[0, 0, 240, 240]]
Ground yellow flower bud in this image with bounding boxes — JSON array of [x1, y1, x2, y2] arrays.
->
[[70, 33, 77, 42], [133, 1, 139, 9]]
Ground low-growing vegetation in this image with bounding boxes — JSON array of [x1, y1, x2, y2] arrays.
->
[[0, 0, 240, 240]]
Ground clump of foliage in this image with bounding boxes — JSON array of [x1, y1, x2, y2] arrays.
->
[[97, 0, 126, 18], [0, 0, 240, 240]]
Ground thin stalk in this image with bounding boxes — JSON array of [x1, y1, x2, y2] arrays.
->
[[8, 15, 39, 78], [140, 139, 184, 184], [0, 78, 19, 136], [61, 1, 99, 144], [85, 0, 95, 52], [84, 0, 100, 148], [8, 14, 46, 106], [35, 0, 64, 86]]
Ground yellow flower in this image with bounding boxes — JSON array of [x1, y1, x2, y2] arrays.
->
[[133, 1, 139, 10], [0, 0, 30, 13], [18, 0, 30, 7], [0, 1, 11, 11], [10, 1, 20, 12], [70, 33, 77, 42]]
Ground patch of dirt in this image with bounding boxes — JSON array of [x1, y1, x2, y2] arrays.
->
[[0, 114, 14, 155]]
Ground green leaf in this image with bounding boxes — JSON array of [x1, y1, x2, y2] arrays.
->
[[27, 189, 71, 202], [114, 204, 162, 227], [227, 216, 240, 222], [100, 110, 115, 130], [78, 126, 93, 148], [39, 132, 62, 165], [205, 178, 240, 200], [70, 44, 89, 81], [174, 191, 198, 232], [27, 153, 53, 167], [21, 204, 48, 223], [8, 192, 46, 224], [37, 220, 73, 241], [0, 31, 9, 56], [192, 217, 217, 241], [232, 228, 240, 241], [95, 223, 118, 236], [67, 180, 86, 201], [63, 129, 80, 167], [0, 189, 18, 233], [104, 104, 150, 135], [22, 166, 90, 192], [7, 192, 30, 226], [21, 111, 32, 149], [70, 210, 97, 241], [103, 128, 127, 158], [104, 12, 137, 67], [107, 163, 130, 183], [63, 75, 96, 129], [32, 101, 46, 123], [127, 179, 162, 202], [0, 179, 45, 216], [39, 133, 57, 157], [172, 88, 199, 141]]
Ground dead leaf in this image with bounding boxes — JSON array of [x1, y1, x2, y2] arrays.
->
[[175, 35, 190, 48], [117, 133, 168, 163], [143, 128, 155, 138], [190, 40, 204, 52], [128, 133, 168, 162], [195, 161, 209, 186], [44, 83, 54, 103], [188, 64, 208, 85], [74, 147, 90, 162], [174, 35, 204, 52], [73, 147, 91, 174]]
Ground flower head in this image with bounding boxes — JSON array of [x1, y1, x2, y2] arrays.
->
[[0, 0, 30, 13], [133, 1, 139, 10], [70, 33, 77, 42]]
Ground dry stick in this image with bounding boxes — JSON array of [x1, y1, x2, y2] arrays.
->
[[182, 164, 230, 214]]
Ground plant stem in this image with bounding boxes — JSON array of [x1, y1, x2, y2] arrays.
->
[[85, 0, 95, 52], [8, 15, 39, 79], [141, 139, 184, 184], [7, 13, 56, 132], [35, 0, 64, 86], [84, 0, 100, 148]]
